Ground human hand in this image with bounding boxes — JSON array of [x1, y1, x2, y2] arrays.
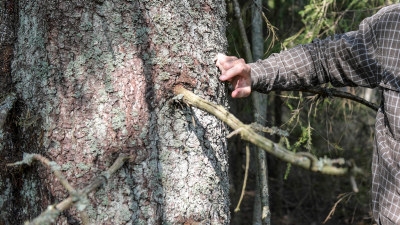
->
[[215, 53, 251, 98]]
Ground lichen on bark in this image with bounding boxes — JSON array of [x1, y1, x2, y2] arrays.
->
[[5, 0, 230, 224]]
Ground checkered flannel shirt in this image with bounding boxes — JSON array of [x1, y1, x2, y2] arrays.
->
[[249, 4, 400, 225]]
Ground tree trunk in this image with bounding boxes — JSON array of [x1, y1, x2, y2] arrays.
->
[[1, 0, 230, 224], [251, 1, 270, 224]]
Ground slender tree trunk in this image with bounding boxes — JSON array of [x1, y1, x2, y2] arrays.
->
[[1, 0, 230, 224], [251, 1, 270, 224]]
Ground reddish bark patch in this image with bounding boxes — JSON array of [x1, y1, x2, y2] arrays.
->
[[0, 45, 13, 94]]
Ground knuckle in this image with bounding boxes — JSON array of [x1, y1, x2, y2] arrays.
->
[[238, 63, 247, 73], [219, 59, 229, 68]]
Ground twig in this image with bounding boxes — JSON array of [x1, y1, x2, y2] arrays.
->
[[232, 0, 253, 62], [296, 86, 379, 111], [234, 143, 250, 212], [8, 154, 131, 225], [174, 85, 364, 176], [323, 192, 354, 224], [8, 153, 76, 194]]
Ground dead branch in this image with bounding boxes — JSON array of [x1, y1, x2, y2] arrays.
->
[[8, 153, 131, 225], [234, 143, 250, 212], [296, 86, 379, 111], [8, 153, 76, 194], [174, 85, 364, 176], [232, 0, 253, 63], [323, 192, 354, 224]]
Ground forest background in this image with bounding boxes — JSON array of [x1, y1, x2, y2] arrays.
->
[[226, 0, 396, 224]]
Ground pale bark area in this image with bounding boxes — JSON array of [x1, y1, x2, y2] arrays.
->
[[2, 0, 230, 224]]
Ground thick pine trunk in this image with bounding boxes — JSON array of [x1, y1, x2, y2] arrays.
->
[[1, 0, 230, 224]]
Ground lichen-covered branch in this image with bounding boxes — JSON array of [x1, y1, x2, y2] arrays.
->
[[174, 85, 364, 176], [8, 154, 131, 225]]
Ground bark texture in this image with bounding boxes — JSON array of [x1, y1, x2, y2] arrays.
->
[[0, 0, 15, 95], [1, 0, 229, 224]]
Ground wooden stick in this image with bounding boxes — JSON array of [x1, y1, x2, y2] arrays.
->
[[174, 85, 364, 176]]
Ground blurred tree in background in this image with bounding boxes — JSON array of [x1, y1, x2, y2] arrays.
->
[[225, 0, 395, 224]]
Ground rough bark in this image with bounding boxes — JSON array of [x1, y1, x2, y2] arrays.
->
[[1, 0, 230, 224], [0, 0, 15, 95]]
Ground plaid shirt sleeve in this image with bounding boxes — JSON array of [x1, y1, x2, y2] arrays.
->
[[250, 5, 400, 93], [250, 4, 400, 225]]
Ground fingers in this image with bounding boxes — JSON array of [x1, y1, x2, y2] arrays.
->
[[215, 53, 238, 66], [215, 53, 252, 98], [216, 54, 249, 81], [216, 53, 241, 73], [231, 86, 251, 98], [220, 61, 250, 81], [230, 73, 252, 98]]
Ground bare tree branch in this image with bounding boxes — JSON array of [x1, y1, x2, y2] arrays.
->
[[174, 85, 364, 176], [232, 0, 253, 62], [8, 153, 77, 194], [234, 143, 250, 212], [8, 153, 131, 225], [296, 86, 379, 111]]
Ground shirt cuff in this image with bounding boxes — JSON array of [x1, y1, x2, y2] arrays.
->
[[249, 55, 279, 93]]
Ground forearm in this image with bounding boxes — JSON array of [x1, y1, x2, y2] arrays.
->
[[250, 31, 380, 93], [250, 44, 321, 93]]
